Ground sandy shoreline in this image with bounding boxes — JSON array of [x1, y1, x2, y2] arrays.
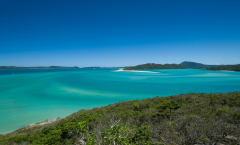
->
[[28, 120, 57, 128], [1, 120, 58, 136], [115, 68, 160, 73], [114, 68, 135, 71]]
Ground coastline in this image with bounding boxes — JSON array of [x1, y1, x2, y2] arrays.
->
[[28, 119, 57, 128], [2, 91, 240, 144], [115, 68, 135, 72], [115, 68, 160, 73], [1, 119, 58, 136]]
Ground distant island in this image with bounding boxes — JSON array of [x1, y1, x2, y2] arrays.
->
[[83, 67, 101, 68], [2, 62, 239, 72], [179, 61, 221, 69], [0, 66, 79, 69], [123, 63, 184, 70], [122, 61, 240, 71], [179, 61, 240, 71], [206, 64, 240, 72]]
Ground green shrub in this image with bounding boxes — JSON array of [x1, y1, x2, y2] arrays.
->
[[2, 92, 240, 144]]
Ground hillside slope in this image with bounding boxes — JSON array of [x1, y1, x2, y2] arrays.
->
[[123, 63, 184, 70], [179, 61, 220, 69], [1, 92, 240, 144]]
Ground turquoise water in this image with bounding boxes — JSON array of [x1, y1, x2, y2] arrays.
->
[[0, 68, 240, 134]]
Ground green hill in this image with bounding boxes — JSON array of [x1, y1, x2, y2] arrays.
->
[[123, 63, 185, 70], [179, 61, 220, 69], [1, 92, 240, 144]]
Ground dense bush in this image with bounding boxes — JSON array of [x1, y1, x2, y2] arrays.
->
[[1, 92, 240, 144]]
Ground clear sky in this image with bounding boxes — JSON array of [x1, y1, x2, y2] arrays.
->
[[0, 0, 240, 67]]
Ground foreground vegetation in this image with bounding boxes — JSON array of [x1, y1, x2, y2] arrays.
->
[[1, 92, 240, 145]]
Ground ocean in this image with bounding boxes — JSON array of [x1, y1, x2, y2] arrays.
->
[[0, 68, 240, 134]]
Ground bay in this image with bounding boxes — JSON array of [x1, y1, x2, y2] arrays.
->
[[0, 68, 240, 134]]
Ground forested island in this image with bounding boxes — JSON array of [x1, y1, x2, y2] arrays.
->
[[123, 61, 240, 72], [123, 63, 185, 70], [206, 64, 240, 72], [179, 61, 220, 69], [0, 66, 79, 69], [1, 92, 240, 144], [123, 61, 222, 71]]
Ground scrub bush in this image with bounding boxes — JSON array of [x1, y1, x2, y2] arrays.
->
[[2, 92, 240, 144]]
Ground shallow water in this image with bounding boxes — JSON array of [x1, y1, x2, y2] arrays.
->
[[0, 68, 240, 134]]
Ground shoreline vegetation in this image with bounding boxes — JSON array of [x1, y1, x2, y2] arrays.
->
[[1, 119, 59, 136], [1, 92, 240, 144]]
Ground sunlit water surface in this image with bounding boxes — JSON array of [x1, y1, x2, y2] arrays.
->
[[0, 68, 240, 134]]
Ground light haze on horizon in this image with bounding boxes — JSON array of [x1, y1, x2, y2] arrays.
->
[[0, 0, 240, 67]]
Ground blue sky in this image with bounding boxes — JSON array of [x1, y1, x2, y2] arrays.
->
[[0, 0, 240, 67]]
